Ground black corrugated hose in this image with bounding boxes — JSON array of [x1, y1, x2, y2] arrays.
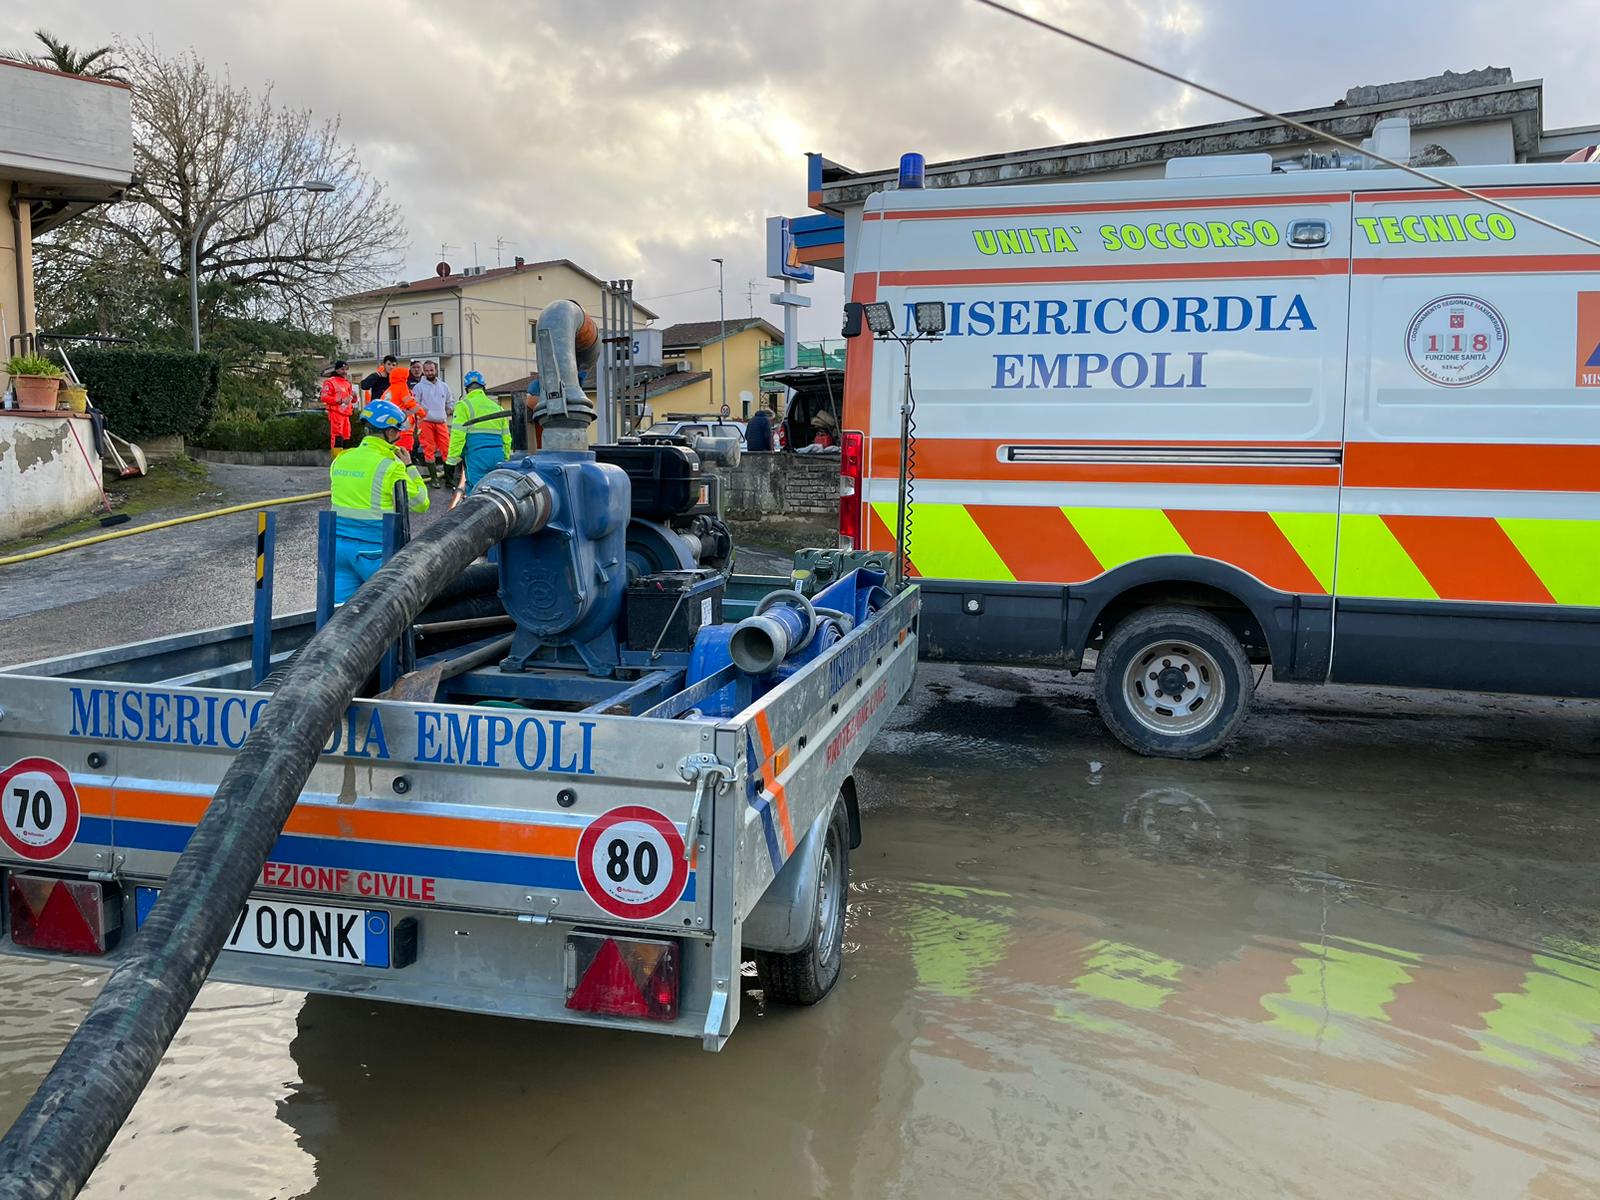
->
[[0, 471, 550, 1200]]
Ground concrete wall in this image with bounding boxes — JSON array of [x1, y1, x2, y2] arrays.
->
[[0, 412, 101, 538], [0, 179, 30, 380], [710, 452, 839, 518], [0, 61, 133, 188]]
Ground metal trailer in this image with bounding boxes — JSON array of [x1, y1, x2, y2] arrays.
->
[[0, 577, 919, 1050]]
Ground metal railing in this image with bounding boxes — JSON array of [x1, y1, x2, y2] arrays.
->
[[337, 335, 457, 361], [759, 340, 846, 375]]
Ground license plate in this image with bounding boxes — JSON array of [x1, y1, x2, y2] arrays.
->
[[135, 887, 391, 968]]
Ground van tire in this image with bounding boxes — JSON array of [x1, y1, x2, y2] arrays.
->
[[755, 801, 850, 1006], [1093, 606, 1252, 759]]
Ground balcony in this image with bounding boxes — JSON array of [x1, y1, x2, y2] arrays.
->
[[337, 335, 458, 361], [759, 340, 846, 376]]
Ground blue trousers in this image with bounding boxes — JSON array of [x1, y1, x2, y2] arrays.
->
[[333, 538, 386, 603]]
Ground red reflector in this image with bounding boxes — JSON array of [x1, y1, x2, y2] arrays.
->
[[8, 875, 121, 955], [565, 933, 679, 1021], [839, 430, 864, 548]]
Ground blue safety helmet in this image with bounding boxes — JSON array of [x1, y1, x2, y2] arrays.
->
[[361, 398, 407, 430], [464, 370, 485, 390]]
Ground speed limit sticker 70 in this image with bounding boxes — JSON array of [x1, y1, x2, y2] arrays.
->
[[0, 757, 82, 862], [575, 805, 689, 921]]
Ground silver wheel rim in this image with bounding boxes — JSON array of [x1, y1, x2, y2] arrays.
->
[[1121, 639, 1226, 737], [815, 826, 843, 963]]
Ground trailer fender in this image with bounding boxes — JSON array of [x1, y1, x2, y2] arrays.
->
[[742, 794, 841, 954]]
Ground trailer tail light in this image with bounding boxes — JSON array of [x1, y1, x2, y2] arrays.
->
[[839, 430, 864, 550], [564, 932, 679, 1021], [8, 875, 122, 956]]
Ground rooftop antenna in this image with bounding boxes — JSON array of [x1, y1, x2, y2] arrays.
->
[[438, 241, 457, 258], [494, 235, 518, 267], [745, 280, 758, 318]]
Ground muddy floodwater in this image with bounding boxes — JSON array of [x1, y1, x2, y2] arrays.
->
[[3, 665, 1599, 1199]]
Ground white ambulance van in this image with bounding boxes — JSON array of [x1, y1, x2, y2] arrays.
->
[[837, 158, 1600, 757]]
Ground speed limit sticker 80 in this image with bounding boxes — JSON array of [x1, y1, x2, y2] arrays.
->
[[0, 757, 82, 862], [575, 805, 689, 920]]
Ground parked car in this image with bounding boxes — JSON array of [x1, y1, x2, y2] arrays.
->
[[641, 418, 747, 447]]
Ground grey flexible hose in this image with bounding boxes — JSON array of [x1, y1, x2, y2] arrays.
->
[[0, 471, 550, 1200]]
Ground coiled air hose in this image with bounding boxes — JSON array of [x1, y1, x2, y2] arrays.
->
[[0, 470, 551, 1200]]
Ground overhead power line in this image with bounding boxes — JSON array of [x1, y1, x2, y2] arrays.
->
[[969, 0, 1600, 251]]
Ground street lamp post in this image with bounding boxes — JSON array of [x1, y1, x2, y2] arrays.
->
[[189, 179, 336, 352], [372, 280, 411, 364], [712, 256, 728, 418]]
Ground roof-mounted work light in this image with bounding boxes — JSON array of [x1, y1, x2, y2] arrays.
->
[[861, 302, 896, 335], [913, 301, 946, 335]]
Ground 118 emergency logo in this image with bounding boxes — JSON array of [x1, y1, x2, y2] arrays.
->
[[1406, 295, 1507, 388]]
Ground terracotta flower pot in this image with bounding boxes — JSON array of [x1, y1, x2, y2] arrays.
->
[[13, 375, 62, 411]]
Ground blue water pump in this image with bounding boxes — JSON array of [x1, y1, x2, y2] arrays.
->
[[492, 300, 632, 675]]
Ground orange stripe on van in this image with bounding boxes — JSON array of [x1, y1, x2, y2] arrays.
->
[[863, 193, 1351, 221], [1354, 253, 1600, 276], [1165, 509, 1328, 595], [880, 259, 1350, 286], [108, 786, 581, 857], [843, 273, 878, 434], [1380, 516, 1555, 604], [1345, 443, 1600, 492], [1361, 186, 1600, 204], [967, 504, 1102, 582]]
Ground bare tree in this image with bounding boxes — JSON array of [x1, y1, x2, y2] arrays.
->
[[61, 41, 406, 332]]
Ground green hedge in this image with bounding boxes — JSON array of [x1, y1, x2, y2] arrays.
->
[[194, 413, 328, 453], [74, 348, 221, 440]]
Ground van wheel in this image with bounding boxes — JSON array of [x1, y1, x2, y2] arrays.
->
[[755, 801, 849, 1006], [1093, 606, 1252, 759]]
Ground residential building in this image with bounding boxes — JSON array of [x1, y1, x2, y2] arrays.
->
[[0, 59, 132, 537], [330, 258, 657, 397], [786, 68, 1600, 273], [656, 317, 784, 420]]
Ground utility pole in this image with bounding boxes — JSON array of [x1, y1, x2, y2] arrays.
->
[[712, 257, 728, 418]]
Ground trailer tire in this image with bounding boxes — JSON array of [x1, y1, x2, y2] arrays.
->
[[756, 799, 850, 1006], [1093, 606, 1252, 759]]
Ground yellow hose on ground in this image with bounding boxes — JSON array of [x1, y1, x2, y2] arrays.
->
[[0, 491, 331, 567]]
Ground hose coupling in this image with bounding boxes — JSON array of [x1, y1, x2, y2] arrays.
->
[[473, 469, 554, 537]]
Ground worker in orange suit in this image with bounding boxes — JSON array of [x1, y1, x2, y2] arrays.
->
[[387, 362, 420, 455], [319, 359, 356, 455]]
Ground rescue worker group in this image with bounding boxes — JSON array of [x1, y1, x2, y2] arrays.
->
[[318, 356, 511, 602]]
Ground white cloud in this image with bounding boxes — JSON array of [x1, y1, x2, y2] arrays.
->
[[6, 1, 1595, 340]]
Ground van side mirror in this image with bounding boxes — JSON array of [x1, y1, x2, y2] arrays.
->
[[841, 302, 864, 339]]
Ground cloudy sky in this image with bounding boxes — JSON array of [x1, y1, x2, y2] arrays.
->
[[6, 1, 1596, 339]]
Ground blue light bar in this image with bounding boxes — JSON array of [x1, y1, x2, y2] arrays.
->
[[898, 152, 925, 190]]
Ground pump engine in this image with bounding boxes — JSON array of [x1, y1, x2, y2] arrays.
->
[[481, 299, 733, 676]]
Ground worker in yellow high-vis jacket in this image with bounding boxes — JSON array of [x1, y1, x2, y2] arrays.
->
[[328, 399, 430, 603], [446, 371, 511, 497]]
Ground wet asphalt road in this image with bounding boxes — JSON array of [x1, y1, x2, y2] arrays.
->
[[2, 465, 1599, 1198]]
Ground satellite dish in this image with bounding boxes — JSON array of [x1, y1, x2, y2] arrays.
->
[[436, 261, 451, 277]]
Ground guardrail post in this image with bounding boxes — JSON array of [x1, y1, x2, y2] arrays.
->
[[315, 510, 336, 629], [251, 510, 277, 684]]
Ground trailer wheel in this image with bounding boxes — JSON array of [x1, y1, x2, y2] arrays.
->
[[1093, 606, 1252, 759], [756, 799, 850, 1006]]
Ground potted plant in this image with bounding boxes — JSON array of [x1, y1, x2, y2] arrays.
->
[[5, 353, 65, 411]]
